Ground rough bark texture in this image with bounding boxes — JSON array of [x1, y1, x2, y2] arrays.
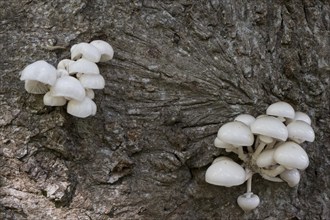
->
[[1, 0, 329, 219]]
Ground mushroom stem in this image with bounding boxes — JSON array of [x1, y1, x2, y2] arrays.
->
[[237, 146, 247, 161], [261, 165, 286, 177], [265, 140, 276, 150], [246, 175, 252, 193], [247, 146, 253, 153], [252, 142, 266, 159]]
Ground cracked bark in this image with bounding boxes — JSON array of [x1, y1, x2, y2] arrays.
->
[[0, 0, 329, 219]]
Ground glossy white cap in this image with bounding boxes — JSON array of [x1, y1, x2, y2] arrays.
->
[[68, 59, 100, 75], [67, 97, 97, 118], [71, 43, 101, 63], [266, 101, 295, 119], [237, 192, 260, 212], [274, 141, 309, 170], [43, 91, 67, 106], [79, 74, 105, 89], [214, 137, 231, 149], [212, 156, 233, 164], [287, 120, 315, 143], [51, 76, 85, 101], [251, 116, 288, 141], [20, 60, 57, 86], [217, 121, 254, 146], [280, 169, 301, 187], [90, 40, 114, 62], [57, 59, 74, 72], [205, 160, 246, 187]]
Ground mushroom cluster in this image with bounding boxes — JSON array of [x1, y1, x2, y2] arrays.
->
[[20, 40, 114, 118], [205, 101, 315, 212]]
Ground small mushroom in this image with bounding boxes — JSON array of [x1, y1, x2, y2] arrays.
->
[[251, 116, 288, 158], [280, 169, 301, 187], [217, 121, 254, 161], [67, 96, 97, 118], [20, 60, 58, 93], [266, 101, 295, 121], [71, 43, 101, 63], [43, 91, 67, 106], [85, 89, 95, 99], [68, 59, 100, 75], [287, 120, 315, 144], [205, 159, 246, 187], [214, 137, 238, 154], [237, 192, 260, 212], [263, 141, 309, 177], [78, 74, 105, 89], [290, 111, 312, 125], [90, 40, 114, 62], [50, 76, 86, 101]]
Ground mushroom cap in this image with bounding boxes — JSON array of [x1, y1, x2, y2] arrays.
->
[[266, 101, 295, 119], [212, 156, 233, 164], [274, 141, 309, 170], [280, 169, 300, 187], [43, 91, 67, 106], [71, 43, 101, 63], [214, 137, 232, 149], [293, 111, 312, 125], [67, 97, 97, 118], [251, 116, 288, 141], [205, 160, 246, 187], [79, 74, 105, 89], [217, 121, 254, 146], [237, 192, 260, 212], [256, 149, 276, 168], [20, 60, 57, 86], [24, 80, 49, 94], [287, 120, 315, 143], [68, 59, 100, 75], [51, 76, 86, 101], [90, 40, 114, 62], [234, 114, 256, 127]]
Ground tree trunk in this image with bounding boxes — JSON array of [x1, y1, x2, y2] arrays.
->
[[0, 1, 329, 219]]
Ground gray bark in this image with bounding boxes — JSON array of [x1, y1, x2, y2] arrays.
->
[[0, 0, 329, 219]]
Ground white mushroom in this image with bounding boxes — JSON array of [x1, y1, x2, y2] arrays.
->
[[266, 101, 295, 121], [20, 60, 58, 94], [50, 76, 86, 101], [78, 74, 105, 89], [280, 169, 301, 187], [287, 120, 315, 144], [68, 59, 100, 75], [263, 141, 309, 177], [85, 89, 95, 99], [251, 116, 288, 158], [237, 192, 260, 212], [217, 121, 254, 161], [71, 43, 101, 63], [43, 91, 67, 106], [67, 96, 97, 118], [90, 40, 114, 62], [205, 159, 246, 187]]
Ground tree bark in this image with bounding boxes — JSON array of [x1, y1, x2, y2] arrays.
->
[[0, 0, 329, 219]]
